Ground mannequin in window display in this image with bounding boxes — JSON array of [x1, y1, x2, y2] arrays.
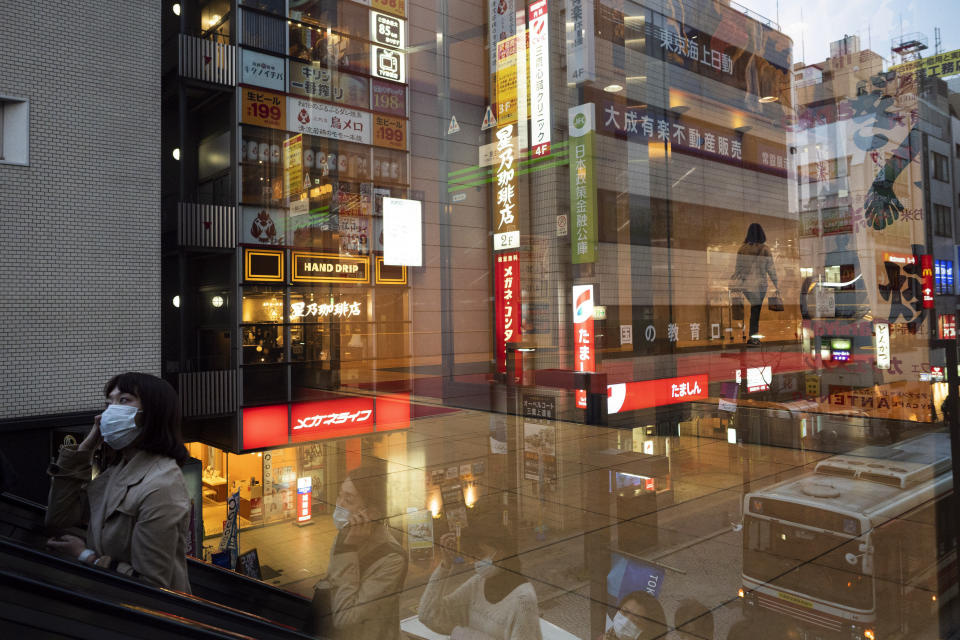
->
[[308, 462, 407, 639]]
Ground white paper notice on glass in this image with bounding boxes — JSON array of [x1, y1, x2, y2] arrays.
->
[[383, 197, 422, 266]]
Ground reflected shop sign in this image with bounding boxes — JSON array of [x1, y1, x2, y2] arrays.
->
[[241, 393, 410, 450], [291, 251, 370, 283], [607, 375, 708, 414], [598, 103, 787, 177]]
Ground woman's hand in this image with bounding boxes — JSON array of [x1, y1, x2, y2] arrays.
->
[[437, 532, 457, 568], [46, 534, 87, 559], [77, 416, 102, 452], [343, 507, 372, 544]]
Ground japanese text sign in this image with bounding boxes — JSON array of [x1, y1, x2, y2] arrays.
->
[[891, 49, 960, 81], [495, 252, 522, 377], [565, 0, 595, 83], [371, 45, 406, 83], [875, 322, 891, 369], [287, 98, 371, 145], [492, 124, 520, 251], [607, 375, 708, 414], [372, 0, 405, 18], [372, 80, 406, 116], [374, 113, 407, 150], [288, 62, 370, 110], [242, 89, 286, 131], [291, 397, 376, 442], [572, 284, 595, 408], [496, 35, 520, 126], [940, 314, 956, 340], [370, 11, 405, 49], [528, 0, 552, 157], [241, 50, 286, 92], [283, 134, 303, 199], [569, 104, 598, 264]]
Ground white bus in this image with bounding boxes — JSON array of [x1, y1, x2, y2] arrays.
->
[[739, 432, 957, 640]]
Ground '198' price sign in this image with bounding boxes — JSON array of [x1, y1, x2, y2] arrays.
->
[[372, 0, 405, 17], [374, 114, 407, 150], [242, 89, 286, 131]]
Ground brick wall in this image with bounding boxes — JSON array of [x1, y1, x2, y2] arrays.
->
[[0, 2, 161, 419]]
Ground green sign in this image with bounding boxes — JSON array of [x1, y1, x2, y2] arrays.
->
[[568, 103, 598, 264]]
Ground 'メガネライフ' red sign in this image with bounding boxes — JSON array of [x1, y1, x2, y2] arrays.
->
[[607, 375, 708, 414]]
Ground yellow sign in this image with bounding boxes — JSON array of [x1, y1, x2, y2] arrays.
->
[[890, 49, 960, 80], [375, 256, 407, 285], [777, 592, 814, 609], [291, 251, 370, 284], [496, 35, 519, 126], [371, 0, 405, 18], [241, 88, 286, 130], [805, 375, 820, 397], [283, 134, 303, 199], [373, 114, 407, 150]]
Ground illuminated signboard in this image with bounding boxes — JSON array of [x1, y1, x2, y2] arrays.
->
[[940, 314, 957, 340], [572, 284, 595, 409], [569, 104, 598, 264], [921, 255, 935, 308], [287, 99, 372, 145], [291, 251, 370, 283], [495, 253, 522, 378], [241, 49, 285, 92], [370, 11, 405, 49], [297, 476, 312, 523], [882, 252, 916, 265], [383, 197, 422, 266], [371, 45, 405, 84], [244, 249, 284, 282], [607, 374, 708, 414], [241, 88, 286, 130], [283, 134, 302, 199], [291, 300, 361, 318], [831, 349, 851, 362], [564, 0, 595, 83], [492, 124, 520, 251], [528, 0, 551, 157], [291, 397, 376, 442], [875, 322, 890, 369], [746, 367, 771, 393], [242, 405, 288, 449]]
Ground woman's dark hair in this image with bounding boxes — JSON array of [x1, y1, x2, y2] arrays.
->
[[104, 372, 188, 465], [619, 591, 667, 633], [674, 599, 713, 639], [744, 222, 766, 244], [346, 461, 388, 518]]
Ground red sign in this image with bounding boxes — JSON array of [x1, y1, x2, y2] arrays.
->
[[572, 285, 595, 408], [644, 477, 656, 492], [495, 252, 522, 379], [242, 405, 288, 449], [940, 314, 956, 340], [921, 254, 935, 309], [291, 397, 375, 442], [607, 374, 708, 414], [372, 80, 407, 116]]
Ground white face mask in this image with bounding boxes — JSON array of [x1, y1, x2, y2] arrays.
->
[[612, 611, 642, 640], [100, 404, 142, 450], [332, 505, 352, 530], [474, 556, 498, 578]]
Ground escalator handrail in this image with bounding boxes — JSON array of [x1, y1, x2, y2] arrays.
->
[[0, 568, 257, 639], [0, 534, 314, 637]]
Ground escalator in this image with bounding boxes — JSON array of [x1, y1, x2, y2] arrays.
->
[[0, 492, 316, 638]]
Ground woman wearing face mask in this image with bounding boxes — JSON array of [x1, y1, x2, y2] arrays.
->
[[45, 372, 192, 593], [600, 592, 667, 640], [313, 462, 407, 640], [418, 499, 542, 640]]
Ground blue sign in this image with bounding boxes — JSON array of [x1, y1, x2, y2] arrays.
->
[[607, 552, 666, 601]]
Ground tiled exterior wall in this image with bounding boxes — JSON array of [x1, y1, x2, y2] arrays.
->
[[0, 2, 161, 419]]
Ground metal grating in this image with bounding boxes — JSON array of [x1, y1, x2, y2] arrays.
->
[[178, 34, 236, 85], [179, 370, 238, 418], [178, 203, 236, 249]]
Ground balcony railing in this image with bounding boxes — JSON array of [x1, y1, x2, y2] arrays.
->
[[178, 202, 236, 249], [179, 33, 236, 86], [179, 370, 237, 418]]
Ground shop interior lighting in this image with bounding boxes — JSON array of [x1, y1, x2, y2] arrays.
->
[[758, 95, 779, 103], [603, 84, 624, 93], [211, 295, 224, 308]]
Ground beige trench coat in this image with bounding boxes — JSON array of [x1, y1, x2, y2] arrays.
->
[[46, 444, 192, 593]]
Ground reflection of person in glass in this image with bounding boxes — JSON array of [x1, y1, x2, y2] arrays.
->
[[598, 592, 667, 640], [419, 498, 542, 639], [45, 373, 192, 592], [325, 463, 407, 640], [730, 223, 780, 346]]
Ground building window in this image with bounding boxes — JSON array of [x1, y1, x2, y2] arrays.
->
[[934, 204, 953, 237], [935, 260, 954, 295], [0, 96, 29, 166], [933, 152, 950, 182]]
